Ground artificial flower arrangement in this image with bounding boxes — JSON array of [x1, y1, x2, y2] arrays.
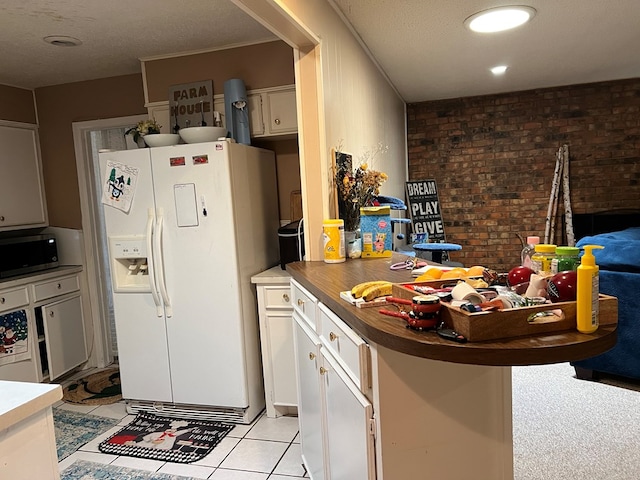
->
[[335, 142, 389, 232], [125, 119, 162, 143]]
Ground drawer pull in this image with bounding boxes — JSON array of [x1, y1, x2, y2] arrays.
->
[[0, 216, 4, 222], [297, 299, 304, 306], [309, 352, 316, 360], [0, 297, 5, 304], [329, 332, 338, 342], [319, 366, 327, 375], [49, 311, 55, 317], [282, 293, 290, 303], [57, 283, 62, 289], [274, 118, 281, 125]]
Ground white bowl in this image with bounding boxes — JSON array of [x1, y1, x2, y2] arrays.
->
[[179, 127, 227, 144], [143, 134, 180, 147]]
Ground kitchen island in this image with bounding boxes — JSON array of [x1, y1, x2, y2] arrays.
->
[[287, 254, 616, 479], [0, 380, 62, 479]]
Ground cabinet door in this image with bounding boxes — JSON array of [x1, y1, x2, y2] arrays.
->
[[248, 93, 265, 136], [267, 312, 298, 407], [293, 313, 325, 480], [0, 124, 47, 230], [266, 90, 297, 134], [42, 295, 87, 380], [322, 348, 376, 480]]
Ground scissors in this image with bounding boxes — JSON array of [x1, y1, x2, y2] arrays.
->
[[390, 258, 428, 271]]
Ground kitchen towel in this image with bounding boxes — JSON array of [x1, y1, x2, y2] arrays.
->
[[98, 412, 234, 463]]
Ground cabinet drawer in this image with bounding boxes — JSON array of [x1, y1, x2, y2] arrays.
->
[[0, 287, 29, 313], [318, 303, 370, 393], [264, 286, 292, 310], [291, 280, 317, 330], [33, 275, 79, 302]]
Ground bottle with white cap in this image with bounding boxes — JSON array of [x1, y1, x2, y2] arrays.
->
[[521, 236, 540, 270]]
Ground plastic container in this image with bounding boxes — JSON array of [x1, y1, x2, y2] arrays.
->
[[576, 245, 604, 333], [531, 244, 556, 275], [551, 246, 580, 274], [323, 219, 345, 263], [521, 236, 540, 270]]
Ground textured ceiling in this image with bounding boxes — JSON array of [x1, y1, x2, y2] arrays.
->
[[0, 0, 277, 89], [2, 1, 639, 102], [332, 0, 640, 102]]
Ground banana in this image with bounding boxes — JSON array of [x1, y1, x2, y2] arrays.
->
[[362, 282, 393, 302], [351, 280, 389, 298]]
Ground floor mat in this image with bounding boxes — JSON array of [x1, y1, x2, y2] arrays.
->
[[62, 367, 122, 405], [98, 412, 235, 463], [54, 409, 120, 460], [61, 459, 196, 480]]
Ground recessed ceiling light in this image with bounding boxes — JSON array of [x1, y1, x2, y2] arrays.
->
[[43, 35, 82, 47], [465, 6, 536, 33], [491, 65, 508, 75]]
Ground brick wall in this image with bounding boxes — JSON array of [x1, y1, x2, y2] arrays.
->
[[407, 78, 640, 272]]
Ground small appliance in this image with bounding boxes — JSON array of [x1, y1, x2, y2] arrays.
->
[[0, 234, 58, 279]]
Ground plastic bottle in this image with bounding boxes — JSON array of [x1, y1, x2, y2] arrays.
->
[[323, 219, 345, 263], [551, 246, 580, 274], [521, 236, 540, 270], [576, 245, 604, 334], [531, 244, 556, 275]]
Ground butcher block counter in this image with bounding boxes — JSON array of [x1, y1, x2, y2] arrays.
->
[[286, 254, 617, 479], [287, 254, 616, 366]]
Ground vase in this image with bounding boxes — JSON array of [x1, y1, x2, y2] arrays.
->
[[345, 230, 362, 259]]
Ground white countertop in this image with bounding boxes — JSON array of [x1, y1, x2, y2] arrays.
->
[[0, 381, 62, 430], [251, 265, 291, 284]]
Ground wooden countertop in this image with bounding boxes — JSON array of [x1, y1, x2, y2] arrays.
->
[[287, 254, 617, 366]]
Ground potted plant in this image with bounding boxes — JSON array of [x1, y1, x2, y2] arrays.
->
[[125, 119, 162, 147]]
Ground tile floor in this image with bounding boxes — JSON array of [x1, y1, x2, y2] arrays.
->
[[55, 400, 308, 480]]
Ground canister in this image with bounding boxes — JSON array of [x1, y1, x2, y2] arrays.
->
[[531, 244, 556, 275], [551, 246, 580, 274], [323, 219, 345, 263]]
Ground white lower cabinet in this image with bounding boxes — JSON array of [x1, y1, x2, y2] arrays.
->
[[292, 279, 375, 480]]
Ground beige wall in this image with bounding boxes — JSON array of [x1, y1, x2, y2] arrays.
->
[[144, 41, 295, 103], [237, 0, 407, 259], [35, 74, 147, 228], [0, 84, 37, 124]]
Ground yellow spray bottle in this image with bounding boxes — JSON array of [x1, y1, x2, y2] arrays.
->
[[576, 245, 604, 334]]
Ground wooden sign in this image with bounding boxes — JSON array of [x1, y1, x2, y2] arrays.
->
[[405, 179, 446, 242], [169, 80, 215, 133]]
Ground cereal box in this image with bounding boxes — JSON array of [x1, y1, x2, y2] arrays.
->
[[360, 206, 392, 257]]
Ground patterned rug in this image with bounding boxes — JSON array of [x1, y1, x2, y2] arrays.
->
[[98, 412, 234, 463], [61, 460, 197, 480], [62, 367, 122, 405], [54, 409, 121, 460]]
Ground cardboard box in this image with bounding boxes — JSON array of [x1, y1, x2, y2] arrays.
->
[[360, 206, 392, 258], [391, 281, 618, 342]]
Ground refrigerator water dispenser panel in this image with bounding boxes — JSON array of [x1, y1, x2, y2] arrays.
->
[[109, 235, 151, 293]]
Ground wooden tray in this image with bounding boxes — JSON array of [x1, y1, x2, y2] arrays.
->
[[391, 281, 618, 342]]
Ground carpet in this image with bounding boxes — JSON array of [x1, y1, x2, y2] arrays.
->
[[61, 460, 197, 480], [63, 367, 122, 405], [98, 412, 234, 463], [53, 409, 121, 460]]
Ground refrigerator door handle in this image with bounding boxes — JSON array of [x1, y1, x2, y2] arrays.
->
[[155, 208, 173, 317], [146, 208, 164, 317]]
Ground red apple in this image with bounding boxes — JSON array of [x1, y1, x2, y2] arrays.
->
[[508, 266, 535, 287], [547, 270, 578, 303]]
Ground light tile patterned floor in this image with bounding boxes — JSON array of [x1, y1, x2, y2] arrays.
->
[[55, 400, 308, 480]]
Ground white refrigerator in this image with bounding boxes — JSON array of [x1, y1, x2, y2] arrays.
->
[[99, 140, 280, 423]]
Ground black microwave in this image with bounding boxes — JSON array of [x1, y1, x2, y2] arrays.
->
[[0, 234, 59, 279]]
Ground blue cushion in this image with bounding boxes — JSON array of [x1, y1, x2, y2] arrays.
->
[[576, 227, 640, 272]]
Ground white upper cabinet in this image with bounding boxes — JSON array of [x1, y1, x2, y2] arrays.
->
[[0, 123, 48, 231]]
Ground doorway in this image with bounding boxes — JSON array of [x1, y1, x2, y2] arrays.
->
[[72, 115, 147, 367]]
